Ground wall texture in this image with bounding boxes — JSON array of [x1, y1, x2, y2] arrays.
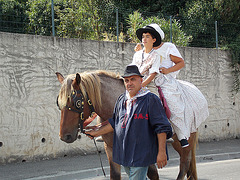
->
[[0, 32, 239, 164]]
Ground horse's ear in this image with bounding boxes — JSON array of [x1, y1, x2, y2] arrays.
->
[[56, 72, 64, 84], [76, 73, 81, 85]]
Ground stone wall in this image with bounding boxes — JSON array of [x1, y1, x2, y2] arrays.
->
[[0, 32, 239, 164]]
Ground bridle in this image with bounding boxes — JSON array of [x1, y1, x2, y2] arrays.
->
[[57, 89, 95, 134], [56, 89, 106, 177]]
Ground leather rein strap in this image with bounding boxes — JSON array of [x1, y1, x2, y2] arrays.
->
[[57, 89, 106, 177]]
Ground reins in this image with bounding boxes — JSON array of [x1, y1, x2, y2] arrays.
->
[[57, 89, 106, 177]]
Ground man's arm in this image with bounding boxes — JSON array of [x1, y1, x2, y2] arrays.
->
[[156, 132, 167, 168]]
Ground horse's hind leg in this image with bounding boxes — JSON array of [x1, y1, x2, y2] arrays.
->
[[147, 164, 159, 180], [187, 133, 198, 180]]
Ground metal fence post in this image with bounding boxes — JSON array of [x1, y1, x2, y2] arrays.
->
[[51, 0, 55, 36], [170, 16, 172, 43], [116, 8, 119, 42], [215, 21, 218, 49]]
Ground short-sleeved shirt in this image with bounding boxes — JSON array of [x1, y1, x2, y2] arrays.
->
[[155, 42, 183, 78], [108, 92, 172, 167]]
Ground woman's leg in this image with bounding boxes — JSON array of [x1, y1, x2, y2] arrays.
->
[[172, 124, 189, 148]]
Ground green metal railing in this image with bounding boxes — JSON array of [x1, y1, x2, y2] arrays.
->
[[0, 6, 235, 49]]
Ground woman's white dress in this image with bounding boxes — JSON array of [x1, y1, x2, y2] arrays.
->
[[132, 43, 209, 140]]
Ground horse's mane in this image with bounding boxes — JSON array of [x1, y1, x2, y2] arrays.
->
[[58, 70, 122, 110]]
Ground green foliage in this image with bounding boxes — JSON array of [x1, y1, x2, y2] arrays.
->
[[102, 31, 125, 42], [180, 0, 218, 48], [0, 0, 27, 33], [26, 0, 53, 35], [55, 0, 113, 40], [214, 0, 240, 92], [127, 11, 191, 47], [112, 0, 190, 16]]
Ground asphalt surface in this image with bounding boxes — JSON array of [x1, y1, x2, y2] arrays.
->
[[0, 138, 240, 180]]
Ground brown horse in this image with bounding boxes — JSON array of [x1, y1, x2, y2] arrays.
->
[[56, 70, 198, 180]]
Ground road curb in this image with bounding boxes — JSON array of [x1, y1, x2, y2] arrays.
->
[[167, 151, 240, 166]]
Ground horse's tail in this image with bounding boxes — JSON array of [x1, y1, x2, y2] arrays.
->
[[189, 132, 198, 180]]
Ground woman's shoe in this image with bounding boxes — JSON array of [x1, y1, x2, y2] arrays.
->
[[180, 139, 189, 148]]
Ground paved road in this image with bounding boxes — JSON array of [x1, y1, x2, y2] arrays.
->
[[0, 139, 240, 180]]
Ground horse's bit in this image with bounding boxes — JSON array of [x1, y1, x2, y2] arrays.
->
[[56, 89, 106, 177]]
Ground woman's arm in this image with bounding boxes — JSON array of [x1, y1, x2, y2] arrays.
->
[[160, 55, 184, 74]]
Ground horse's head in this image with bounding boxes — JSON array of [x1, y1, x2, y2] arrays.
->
[[56, 72, 95, 143]]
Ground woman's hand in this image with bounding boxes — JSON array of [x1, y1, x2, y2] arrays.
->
[[160, 67, 170, 74], [134, 43, 142, 52]]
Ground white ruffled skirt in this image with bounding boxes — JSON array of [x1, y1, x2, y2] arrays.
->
[[154, 73, 209, 140]]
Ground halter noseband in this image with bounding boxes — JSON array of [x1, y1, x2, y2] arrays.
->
[[57, 89, 95, 134]]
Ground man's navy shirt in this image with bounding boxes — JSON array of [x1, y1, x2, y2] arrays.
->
[[108, 92, 172, 167]]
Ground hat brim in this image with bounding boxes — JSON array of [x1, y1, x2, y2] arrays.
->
[[122, 73, 144, 78], [136, 27, 161, 47]]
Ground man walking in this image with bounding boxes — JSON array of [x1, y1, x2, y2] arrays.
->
[[87, 65, 172, 179]]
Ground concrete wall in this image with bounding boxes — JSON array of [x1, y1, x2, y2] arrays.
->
[[0, 32, 239, 164]]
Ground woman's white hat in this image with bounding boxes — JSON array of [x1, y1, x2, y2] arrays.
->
[[136, 23, 164, 47]]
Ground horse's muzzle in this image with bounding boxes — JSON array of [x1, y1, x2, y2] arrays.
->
[[60, 134, 76, 143]]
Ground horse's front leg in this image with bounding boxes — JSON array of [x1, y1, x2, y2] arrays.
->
[[186, 133, 198, 180], [102, 133, 121, 180], [97, 116, 121, 180]]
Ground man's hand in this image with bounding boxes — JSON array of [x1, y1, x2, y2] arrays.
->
[[85, 130, 98, 139], [134, 43, 142, 52], [85, 123, 114, 139], [85, 125, 100, 139], [157, 133, 167, 168], [156, 151, 167, 168]]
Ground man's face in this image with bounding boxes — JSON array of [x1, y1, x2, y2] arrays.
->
[[123, 75, 142, 97]]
